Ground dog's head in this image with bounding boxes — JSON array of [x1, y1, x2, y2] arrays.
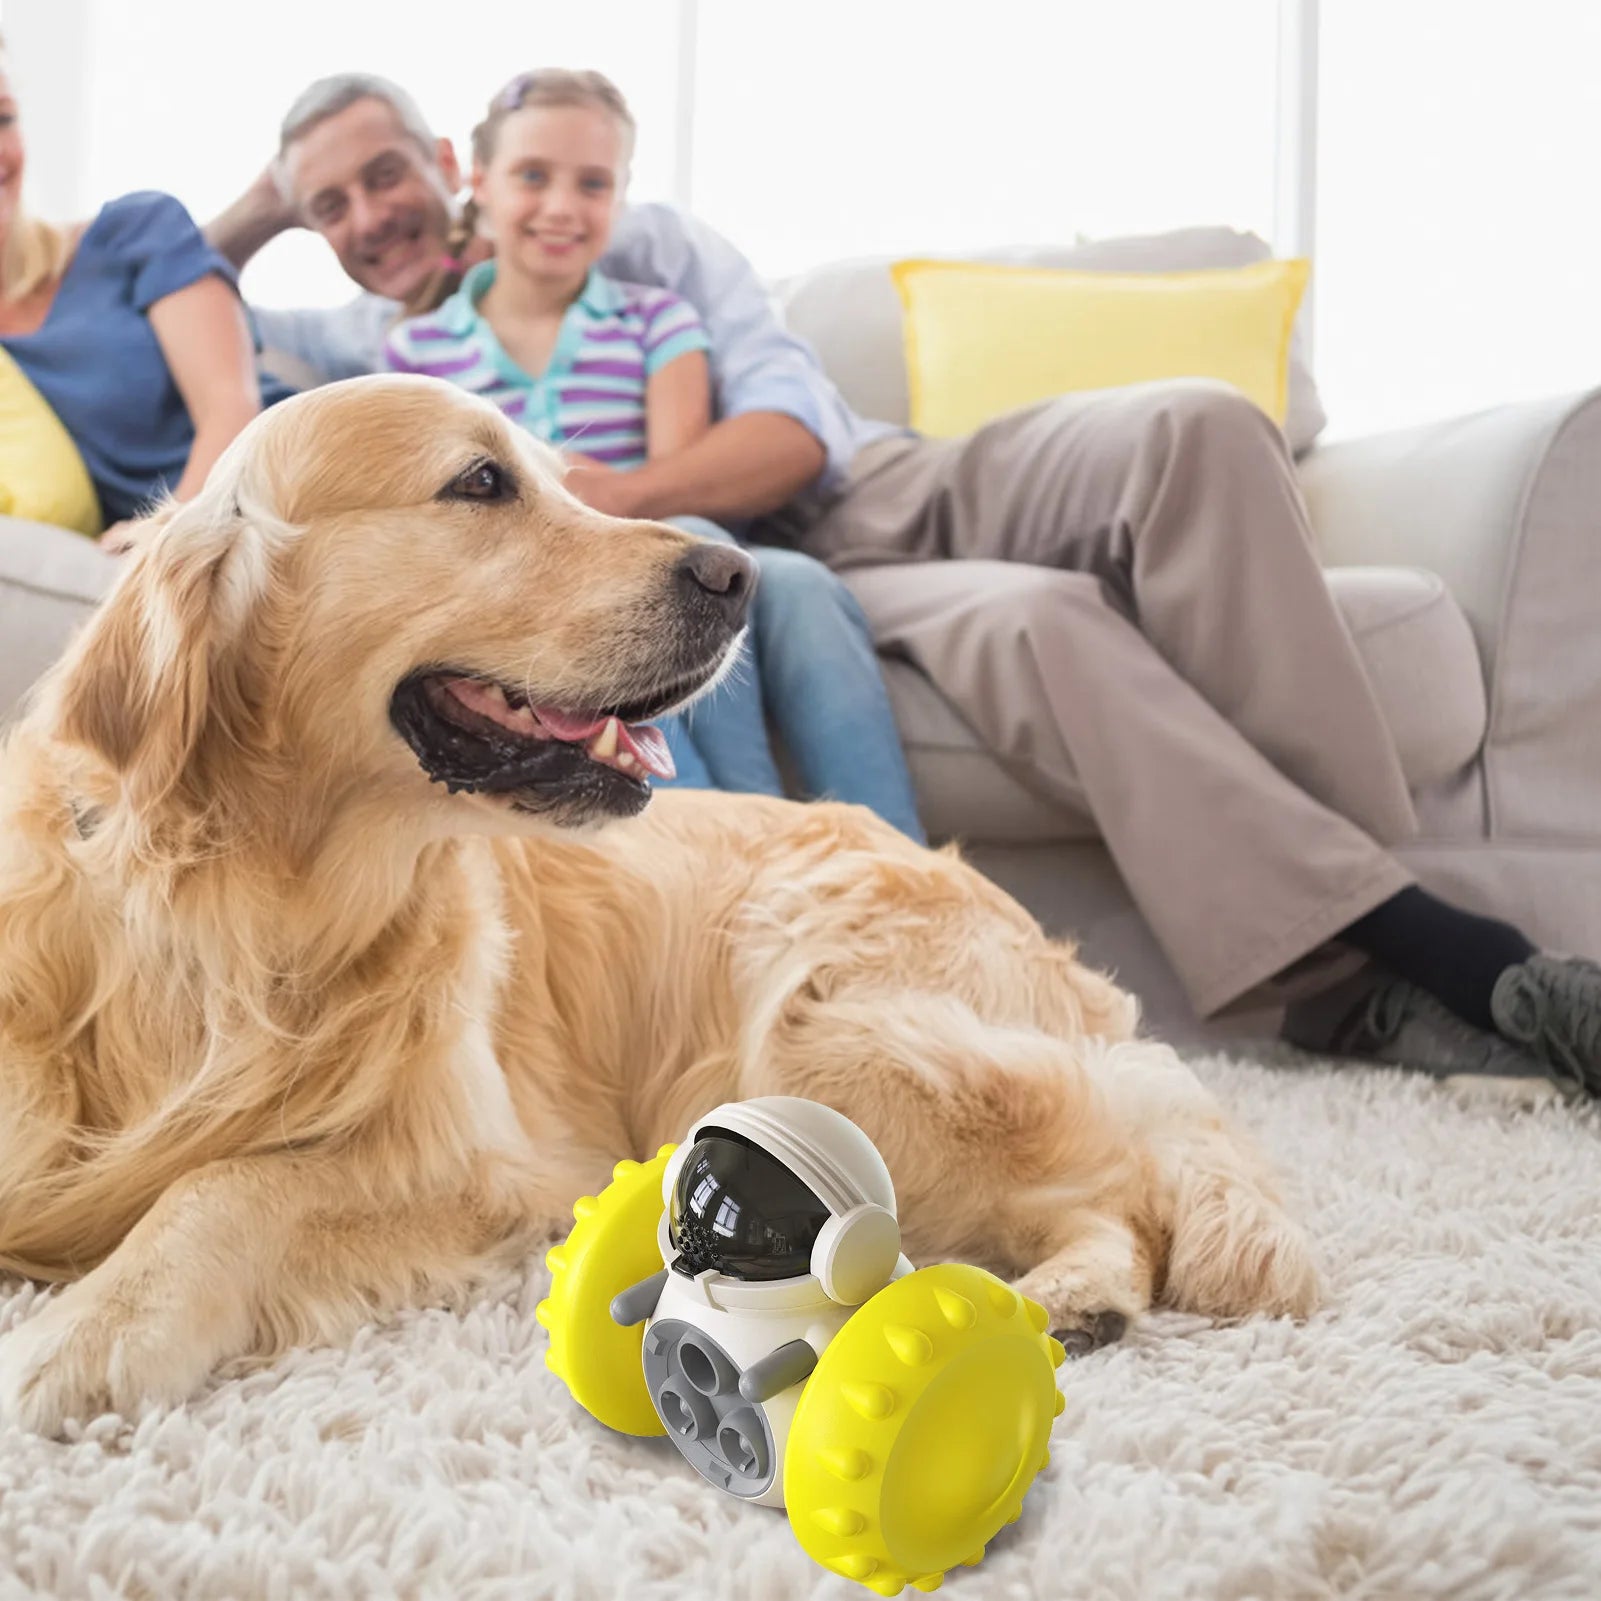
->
[[50, 375, 754, 838]]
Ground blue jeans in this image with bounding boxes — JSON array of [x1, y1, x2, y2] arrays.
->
[[656, 517, 925, 842]]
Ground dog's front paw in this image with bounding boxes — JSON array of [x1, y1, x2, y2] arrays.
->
[[0, 1284, 204, 1436], [1012, 1262, 1140, 1359], [1049, 1309, 1129, 1356]]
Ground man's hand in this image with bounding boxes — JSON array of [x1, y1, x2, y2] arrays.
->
[[563, 460, 645, 519]]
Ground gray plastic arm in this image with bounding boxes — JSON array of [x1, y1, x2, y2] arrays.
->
[[609, 1268, 669, 1328], [738, 1337, 818, 1403]]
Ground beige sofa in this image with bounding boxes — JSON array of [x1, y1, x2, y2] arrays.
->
[[4, 246, 1598, 1042], [777, 247, 1601, 1037]]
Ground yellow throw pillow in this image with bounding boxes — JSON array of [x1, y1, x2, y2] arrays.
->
[[891, 256, 1311, 439], [0, 345, 103, 537]]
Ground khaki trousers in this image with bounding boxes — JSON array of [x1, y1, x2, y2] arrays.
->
[[791, 381, 1418, 1017]]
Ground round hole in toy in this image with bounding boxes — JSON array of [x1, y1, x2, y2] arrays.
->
[[658, 1380, 717, 1442], [659, 1388, 694, 1436], [679, 1339, 722, 1396], [719, 1423, 759, 1476]]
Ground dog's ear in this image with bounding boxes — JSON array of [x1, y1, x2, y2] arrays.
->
[[55, 491, 270, 813]]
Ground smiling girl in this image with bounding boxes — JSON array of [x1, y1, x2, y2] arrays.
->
[[389, 71, 706, 475]]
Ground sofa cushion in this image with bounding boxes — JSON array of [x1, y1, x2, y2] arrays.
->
[[776, 226, 1328, 455], [0, 515, 119, 726], [893, 566, 1488, 845], [1324, 566, 1488, 790], [892, 256, 1310, 437], [0, 351, 104, 538]]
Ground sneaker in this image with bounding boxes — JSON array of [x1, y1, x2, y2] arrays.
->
[[1491, 954, 1601, 1098], [1283, 968, 1572, 1089]]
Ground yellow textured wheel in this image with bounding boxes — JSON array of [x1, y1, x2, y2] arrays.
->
[[785, 1263, 1067, 1596], [534, 1145, 676, 1436]]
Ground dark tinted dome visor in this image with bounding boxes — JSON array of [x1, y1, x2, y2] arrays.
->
[[668, 1129, 832, 1281]]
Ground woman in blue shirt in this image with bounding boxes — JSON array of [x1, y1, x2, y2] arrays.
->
[[0, 41, 291, 545]]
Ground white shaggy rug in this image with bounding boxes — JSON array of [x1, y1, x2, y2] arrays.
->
[[3, 1052, 1599, 1601]]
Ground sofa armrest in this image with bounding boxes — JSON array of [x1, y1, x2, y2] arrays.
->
[[1298, 389, 1601, 837]]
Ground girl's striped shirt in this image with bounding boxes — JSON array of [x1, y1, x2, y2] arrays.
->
[[384, 260, 708, 469]]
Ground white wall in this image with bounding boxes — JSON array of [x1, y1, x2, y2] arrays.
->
[[3, 0, 93, 219], [688, 0, 1279, 277], [1315, 0, 1601, 436]]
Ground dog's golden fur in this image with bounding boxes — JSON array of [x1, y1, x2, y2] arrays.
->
[[0, 376, 1316, 1433]]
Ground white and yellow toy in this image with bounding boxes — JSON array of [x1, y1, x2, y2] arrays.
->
[[538, 1097, 1067, 1596]]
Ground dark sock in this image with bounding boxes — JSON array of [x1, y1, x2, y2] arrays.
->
[[1337, 886, 1536, 1030]]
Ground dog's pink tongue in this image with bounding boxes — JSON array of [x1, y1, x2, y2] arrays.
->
[[618, 723, 676, 780], [536, 708, 676, 780]]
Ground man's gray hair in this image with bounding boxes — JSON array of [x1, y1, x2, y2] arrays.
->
[[278, 73, 438, 158]]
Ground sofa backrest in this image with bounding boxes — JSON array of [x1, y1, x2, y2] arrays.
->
[[773, 225, 1327, 455]]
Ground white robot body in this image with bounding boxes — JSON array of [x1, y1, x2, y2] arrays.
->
[[613, 1097, 910, 1508]]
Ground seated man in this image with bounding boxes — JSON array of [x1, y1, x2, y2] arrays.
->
[[208, 72, 1601, 1095]]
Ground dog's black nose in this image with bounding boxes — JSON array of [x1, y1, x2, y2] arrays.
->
[[676, 542, 757, 630]]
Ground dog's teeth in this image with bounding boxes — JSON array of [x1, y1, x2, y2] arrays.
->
[[617, 751, 637, 771], [483, 682, 508, 705], [590, 718, 620, 760]]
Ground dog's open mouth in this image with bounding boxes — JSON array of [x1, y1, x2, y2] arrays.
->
[[431, 675, 677, 781], [390, 665, 712, 816]]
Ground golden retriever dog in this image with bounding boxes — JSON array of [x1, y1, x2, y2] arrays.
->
[[0, 376, 1316, 1434]]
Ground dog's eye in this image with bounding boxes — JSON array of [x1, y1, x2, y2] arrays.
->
[[443, 460, 514, 503]]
